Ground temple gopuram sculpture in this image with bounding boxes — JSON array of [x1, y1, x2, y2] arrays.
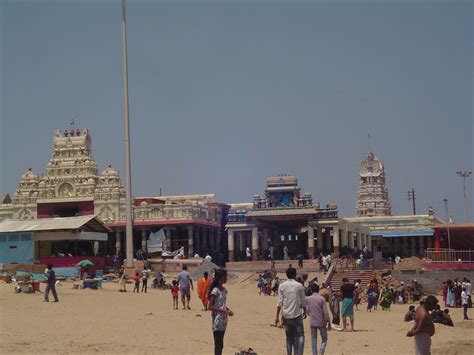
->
[[356, 151, 392, 217]]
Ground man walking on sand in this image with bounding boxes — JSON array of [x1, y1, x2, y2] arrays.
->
[[44, 264, 59, 302], [177, 264, 193, 310], [306, 283, 330, 355], [407, 295, 438, 355], [276, 267, 306, 355]]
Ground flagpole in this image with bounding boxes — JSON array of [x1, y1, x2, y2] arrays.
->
[[121, 0, 134, 268]]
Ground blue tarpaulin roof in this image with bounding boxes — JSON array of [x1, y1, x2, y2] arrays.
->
[[370, 229, 433, 238]]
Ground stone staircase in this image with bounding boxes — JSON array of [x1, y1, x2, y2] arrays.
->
[[327, 269, 375, 290]]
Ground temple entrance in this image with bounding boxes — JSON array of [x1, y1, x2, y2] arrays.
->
[[53, 206, 79, 217]]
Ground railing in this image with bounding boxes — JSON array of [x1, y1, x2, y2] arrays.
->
[[334, 256, 393, 271], [425, 248, 474, 263]]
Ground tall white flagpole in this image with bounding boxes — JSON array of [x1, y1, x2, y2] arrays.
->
[[121, 0, 134, 268]]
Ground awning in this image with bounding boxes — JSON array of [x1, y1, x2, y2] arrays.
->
[[0, 215, 110, 233], [370, 229, 434, 238]]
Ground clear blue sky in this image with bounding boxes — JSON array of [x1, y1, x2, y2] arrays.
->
[[1, 0, 472, 221]]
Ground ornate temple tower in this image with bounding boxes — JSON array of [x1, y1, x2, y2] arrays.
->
[[10, 128, 125, 220], [356, 152, 391, 217]]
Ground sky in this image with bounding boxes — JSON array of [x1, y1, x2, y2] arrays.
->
[[0, 0, 472, 221]]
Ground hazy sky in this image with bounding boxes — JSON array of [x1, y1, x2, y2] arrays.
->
[[1, 0, 472, 221]]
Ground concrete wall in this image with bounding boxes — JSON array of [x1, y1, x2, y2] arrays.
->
[[392, 269, 474, 293], [0, 232, 34, 264]]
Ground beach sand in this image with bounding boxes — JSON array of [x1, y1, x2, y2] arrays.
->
[[0, 273, 473, 354]]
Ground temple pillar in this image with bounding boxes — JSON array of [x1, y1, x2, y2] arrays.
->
[[410, 237, 416, 257], [348, 231, 355, 249], [115, 230, 121, 255], [357, 232, 362, 251], [251, 227, 258, 261], [209, 228, 215, 251], [201, 228, 208, 251], [419, 236, 424, 257], [367, 233, 372, 251], [434, 229, 440, 249], [216, 228, 221, 254], [427, 236, 433, 250], [141, 228, 147, 251], [239, 232, 245, 258], [262, 228, 269, 253], [187, 226, 193, 257], [325, 231, 331, 252], [164, 228, 171, 251], [307, 226, 314, 259], [333, 226, 340, 257], [316, 226, 323, 251], [339, 227, 346, 249], [194, 228, 201, 256], [228, 229, 234, 261]]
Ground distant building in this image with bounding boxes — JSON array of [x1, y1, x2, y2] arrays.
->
[[356, 151, 392, 217], [226, 175, 370, 260]]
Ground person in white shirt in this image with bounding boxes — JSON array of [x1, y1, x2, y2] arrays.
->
[[462, 278, 472, 307], [205, 254, 212, 262], [461, 287, 470, 320], [246, 247, 251, 261], [275, 267, 306, 355], [322, 256, 328, 274], [283, 245, 289, 260], [326, 254, 332, 268]]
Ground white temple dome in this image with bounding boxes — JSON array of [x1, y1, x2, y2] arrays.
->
[[100, 165, 119, 177], [20, 168, 39, 181]]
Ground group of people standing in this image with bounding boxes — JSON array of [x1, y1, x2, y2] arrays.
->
[[442, 278, 471, 320], [275, 267, 359, 355]]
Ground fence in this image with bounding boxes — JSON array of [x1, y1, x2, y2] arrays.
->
[[334, 256, 393, 272], [425, 248, 474, 263]]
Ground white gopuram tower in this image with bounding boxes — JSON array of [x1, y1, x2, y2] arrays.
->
[[356, 152, 392, 217]]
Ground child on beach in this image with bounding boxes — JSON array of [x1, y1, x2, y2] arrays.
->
[[171, 280, 179, 309], [257, 274, 265, 295], [132, 272, 140, 293]]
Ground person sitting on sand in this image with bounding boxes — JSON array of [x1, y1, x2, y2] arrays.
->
[[442, 309, 454, 327], [404, 305, 416, 322]]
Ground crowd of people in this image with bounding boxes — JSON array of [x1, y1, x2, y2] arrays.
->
[[40, 259, 471, 355]]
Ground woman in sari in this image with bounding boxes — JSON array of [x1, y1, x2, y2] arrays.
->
[[367, 280, 378, 312], [442, 281, 448, 307], [197, 271, 212, 311], [330, 290, 341, 329], [379, 286, 392, 311], [447, 280, 456, 307]]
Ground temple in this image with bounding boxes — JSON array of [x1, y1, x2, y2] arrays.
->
[[225, 175, 371, 261], [356, 151, 392, 216], [0, 129, 457, 265], [0, 129, 228, 265]]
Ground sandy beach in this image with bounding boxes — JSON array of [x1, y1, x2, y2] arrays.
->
[[0, 273, 473, 355]]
